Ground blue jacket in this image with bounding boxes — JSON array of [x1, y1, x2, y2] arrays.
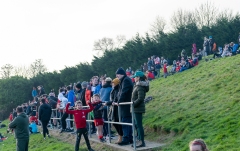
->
[[29, 122, 38, 133], [94, 84, 102, 94], [67, 90, 75, 106], [100, 83, 112, 102], [32, 90, 37, 97], [233, 44, 239, 53]]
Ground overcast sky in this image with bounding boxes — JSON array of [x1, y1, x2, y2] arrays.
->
[[0, 0, 239, 72]]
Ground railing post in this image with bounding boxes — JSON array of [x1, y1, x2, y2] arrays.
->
[[107, 106, 111, 143], [132, 103, 136, 151], [88, 112, 92, 138], [118, 105, 121, 122]]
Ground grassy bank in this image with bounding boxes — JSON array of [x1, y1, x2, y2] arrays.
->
[[143, 55, 240, 150]]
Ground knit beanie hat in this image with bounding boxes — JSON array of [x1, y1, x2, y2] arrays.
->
[[115, 67, 126, 75], [75, 82, 82, 89], [81, 81, 88, 88], [112, 78, 120, 85]]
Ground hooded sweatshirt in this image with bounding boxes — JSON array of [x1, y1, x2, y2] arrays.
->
[[58, 93, 68, 110], [9, 112, 29, 140], [39, 102, 52, 121]]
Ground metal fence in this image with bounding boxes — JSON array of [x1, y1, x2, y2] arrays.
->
[[50, 102, 137, 150]]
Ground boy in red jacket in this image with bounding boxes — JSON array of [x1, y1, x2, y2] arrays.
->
[[66, 101, 94, 151]]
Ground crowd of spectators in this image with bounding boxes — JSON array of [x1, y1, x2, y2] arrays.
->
[[6, 34, 240, 150]]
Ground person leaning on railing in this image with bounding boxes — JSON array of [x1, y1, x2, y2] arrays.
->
[[131, 71, 149, 148]]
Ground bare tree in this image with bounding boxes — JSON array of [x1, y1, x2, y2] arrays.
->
[[29, 59, 47, 77], [0, 64, 13, 79], [115, 35, 126, 49], [195, 1, 218, 28], [217, 9, 234, 22], [13, 66, 30, 78], [150, 16, 166, 37], [170, 9, 196, 31]]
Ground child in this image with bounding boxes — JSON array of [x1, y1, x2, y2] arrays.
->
[[163, 62, 168, 78], [29, 121, 38, 133], [9, 112, 13, 123], [29, 112, 38, 125], [91, 94, 105, 142], [65, 101, 94, 151], [189, 139, 209, 151]]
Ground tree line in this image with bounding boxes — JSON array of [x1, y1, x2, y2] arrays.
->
[[0, 2, 240, 120]]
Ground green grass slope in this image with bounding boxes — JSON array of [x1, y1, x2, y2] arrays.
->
[[143, 55, 240, 151], [0, 120, 88, 151]]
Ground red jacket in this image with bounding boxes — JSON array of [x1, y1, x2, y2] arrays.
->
[[65, 103, 93, 129], [147, 72, 155, 79], [85, 90, 91, 104], [9, 114, 13, 121]]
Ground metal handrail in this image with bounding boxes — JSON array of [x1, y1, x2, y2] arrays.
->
[[50, 102, 136, 151]]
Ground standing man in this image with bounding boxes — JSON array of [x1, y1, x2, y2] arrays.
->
[[9, 106, 29, 151], [116, 67, 133, 145], [39, 98, 52, 139], [32, 87, 37, 101]]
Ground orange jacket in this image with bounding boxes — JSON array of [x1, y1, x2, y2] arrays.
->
[[212, 43, 217, 51], [85, 90, 91, 105]]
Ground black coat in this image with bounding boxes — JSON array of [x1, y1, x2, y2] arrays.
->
[[107, 85, 120, 121], [118, 75, 133, 118], [80, 88, 87, 106], [39, 103, 52, 122]]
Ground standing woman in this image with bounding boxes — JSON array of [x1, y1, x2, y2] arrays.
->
[[131, 71, 149, 148], [105, 78, 123, 144]]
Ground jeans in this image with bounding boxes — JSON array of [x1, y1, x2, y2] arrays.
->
[[121, 116, 133, 142]]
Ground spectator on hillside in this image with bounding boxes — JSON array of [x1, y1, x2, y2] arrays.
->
[[115, 67, 133, 145], [105, 78, 123, 144], [32, 87, 37, 101], [99, 77, 112, 138], [9, 112, 13, 123], [155, 62, 161, 78], [189, 139, 209, 151], [181, 49, 187, 59], [222, 44, 231, 57], [75, 82, 82, 101], [38, 98, 52, 139], [29, 120, 38, 134], [58, 88, 69, 133], [192, 43, 197, 59], [147, 58, 153, 70], [80, 81, 88, 106], [163, 62, 168, 78], [37, 85, 45, 96], [66, 85, 74, 131], [9, 106, 29, 151], [143, 63, 148, 73], [29, 112, 38, 125], [85, 85, 92, 103], [203, 36, 209, 56], [146, 70, 155, 81], [131, 71, 149, 148], [232, 42, 239, 55], [209, 36, 214, 54]]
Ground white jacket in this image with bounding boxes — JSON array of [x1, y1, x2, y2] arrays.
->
[[58, 93, 68, 110]]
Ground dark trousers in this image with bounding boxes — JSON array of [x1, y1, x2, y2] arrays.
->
[[75, 128, 91, 151], [103, 108, 108, 136], [61, 112, 68, 129], [121, 116, 133, 142], [41, 120, 49, 137], [16, 139, 29, 151], [134, 113, 144, 142], [113, 118, 123, 136]]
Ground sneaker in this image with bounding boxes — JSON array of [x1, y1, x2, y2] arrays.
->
[[44, 137, 46, 140], [47, 134, 51, 138], [100, 138, 106, 143], [136, 142, 146, 148], [60, 129, 66, 133], [66, 128, 74, 132]]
